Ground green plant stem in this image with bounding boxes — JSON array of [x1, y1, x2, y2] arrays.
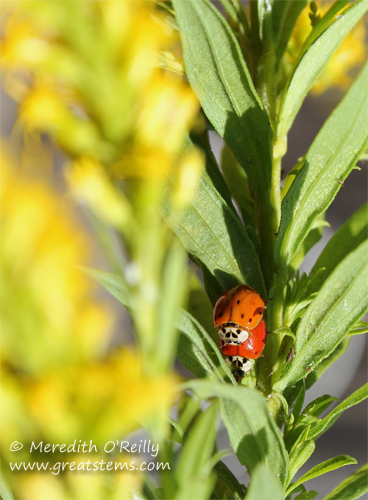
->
[[257, 283, 284, 396]]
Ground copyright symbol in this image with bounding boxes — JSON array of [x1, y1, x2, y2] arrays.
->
[[10, 441, 23, 452]]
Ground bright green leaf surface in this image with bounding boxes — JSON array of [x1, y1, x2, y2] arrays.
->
[[294, 491, 318, 500], [172, 0, 273, 200], [308, 384, 368, 441], [221, 143, 256, 228], [175, 403, 218, 500], [275, 241, 368, 390], [276, 0, 368, 148], [308, 203, 368, 295], [184, 380, 289, 486], [245, 464, 284, 500], [289, 440, 316, 483], [302, 395, 338, 419], [163, 139, 266, 299], [324, 464, 368, 500], [276, 62, 368, 277], [287, 455, 357, 495], [271, 0, 308, 64]]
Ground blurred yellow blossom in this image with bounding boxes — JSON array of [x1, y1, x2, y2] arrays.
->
[[1, 0, 200, 179], [65, 157, 132, 231], [0, 149, 176, 497], [0, 149, 112, 374], [15, 469, 142, 500], [288, 1, 366, 94]]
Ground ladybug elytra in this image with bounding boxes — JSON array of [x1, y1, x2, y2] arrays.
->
[[213, 285, 267, 374]]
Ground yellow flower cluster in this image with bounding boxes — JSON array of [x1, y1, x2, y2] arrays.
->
[[0, 150, 176, 499], [1, 0, 200, 180], [288, 1, 366, 95]]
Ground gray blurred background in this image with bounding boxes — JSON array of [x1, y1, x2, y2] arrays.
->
[[1, 36, 367, 500]]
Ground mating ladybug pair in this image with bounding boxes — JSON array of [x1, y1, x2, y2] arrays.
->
[[213, 285, 266, 374]]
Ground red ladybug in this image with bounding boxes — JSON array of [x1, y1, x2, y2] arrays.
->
[[213, 285, 266, 373], [219, 320, 267, 372]]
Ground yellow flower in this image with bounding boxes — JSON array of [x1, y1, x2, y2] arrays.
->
[[289, 1, 366, 95], [0, 149, 177, 498], [65, 157, 132, 230], [1, 0, 199, 178], [0, 148, 112, 374]]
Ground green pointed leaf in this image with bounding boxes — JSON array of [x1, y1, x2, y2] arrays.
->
[[289, 440, 316, 483], [221, 143, 256, 227], [288, 214, 327, 279], [245, 464, 284, 500], [82, 267, 235, 383], [287, 455, 357, 496], [294, 491, 318, 500], [292, 380, 305, 421], [324, 464, 368, 500], [213, 460, 247, 500], [274, 240, 368, 391], [276, 62, 368, 277], [276, 0, 368, 147], [302, 395, 338, 419], [347, 320, 368, 336], [176, 403, 218, 500], [308, 203, 368, 295], [308, 384, 368, 441], [172, 0, 273, 203], [184, 380, 289, 486], [271, 0, 308, 63], [163, 138, 266, 299]]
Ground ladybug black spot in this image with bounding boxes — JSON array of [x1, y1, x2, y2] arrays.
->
[[249, 318, 252, 323], [262, 339, 265, 343], [237, 300, 240, 304], [241, 314, 244, 318], [219, 312, 223, 317], [255, 351, 258, 355]]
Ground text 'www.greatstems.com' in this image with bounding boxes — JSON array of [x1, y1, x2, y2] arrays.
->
[[10, 460, 171, 475]]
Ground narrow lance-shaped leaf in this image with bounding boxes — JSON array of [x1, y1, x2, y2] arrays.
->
[[175, 403, 218, 500], [213, 460, 247, 500], [276, 0, 368, 152], [163, 137, 266, 299], [172, 0, 273, 200], [173, 0, 279, 276], [286, 456, 357, 496], [245, 464, 284, 500], [275, 62, 368, 279], [307, 203, 368, 295], [184, 380, 289, 486], [274, 240, 368, 391], [324, 464, 368, 500], [308, 384, 368, 441], [288, 440, 316, 484], [271, 0, 308, 64]]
